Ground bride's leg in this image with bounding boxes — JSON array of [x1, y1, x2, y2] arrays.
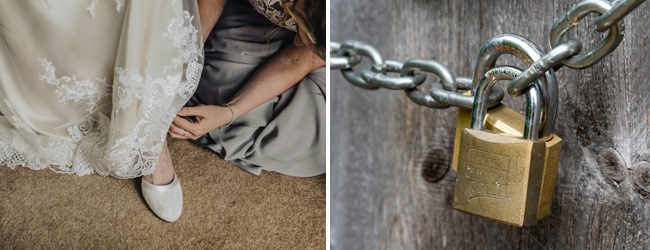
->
[[140, 139, 183, 222], [142, 140, 175, 185]]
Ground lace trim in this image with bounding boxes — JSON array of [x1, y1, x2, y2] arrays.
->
[[114, 68, 148, 110], [0, 130, 78, 173], [249, 0, 297, 32], [179, 61, 202, 98], [67, 113, 110, 176], [37, 58, 110, 112], [0, 99, 93, 175], [163, 11, 202, 73]]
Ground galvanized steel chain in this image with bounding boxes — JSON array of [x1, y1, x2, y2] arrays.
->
[[331, 0, 646, 108], [330, 41, 505, 109]]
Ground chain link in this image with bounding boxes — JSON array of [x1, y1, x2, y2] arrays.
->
[[430, 77, 505, 109], [508, 40, 582, 96], [361, 60, 426, 90], [330, 42, 361, 70], [595, 0, 647, 31], [330, 0, 646, 109], [549, 0, 625, 69]]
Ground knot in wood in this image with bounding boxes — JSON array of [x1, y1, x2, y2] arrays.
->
[[597, 148, 626, 184], [420, 148, 449, 183]]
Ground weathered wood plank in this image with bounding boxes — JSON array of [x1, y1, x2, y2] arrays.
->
[[331, 0, 650, 249]]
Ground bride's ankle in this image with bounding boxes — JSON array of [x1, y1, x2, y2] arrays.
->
[[143, 172, 175, 186], [143, 142, 175, 185]]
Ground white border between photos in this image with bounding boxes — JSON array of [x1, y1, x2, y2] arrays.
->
[[325, 0, 331, 248]]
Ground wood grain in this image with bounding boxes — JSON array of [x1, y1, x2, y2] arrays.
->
[[331, 1, 650, 249]]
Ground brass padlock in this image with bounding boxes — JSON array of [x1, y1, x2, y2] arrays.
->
[[454, 66, 545, 227], [453, 94, 562, 221], [454, 33, 563, 222]]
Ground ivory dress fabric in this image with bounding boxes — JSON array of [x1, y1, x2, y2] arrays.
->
[[0, 0, 203, 178], [188, 0, 325, 177]]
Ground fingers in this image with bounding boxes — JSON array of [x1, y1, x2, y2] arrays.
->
[[171, 105, 223, 140], [168, 123, 191, 139], [177, 106, 206, 117], [172, 116, 203, 139], [173, 116, 197, 132]]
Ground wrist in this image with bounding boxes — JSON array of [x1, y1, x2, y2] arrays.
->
[[221, 103, 235, 128], [226, 101, 244, 119]]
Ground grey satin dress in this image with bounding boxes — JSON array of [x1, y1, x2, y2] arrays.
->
[[187, 0, 325, 177]]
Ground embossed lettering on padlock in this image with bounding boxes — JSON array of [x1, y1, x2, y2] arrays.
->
[[454, 66, 545, 227], [452, 94, 525, 173]]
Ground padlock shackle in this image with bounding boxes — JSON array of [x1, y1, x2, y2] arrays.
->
[[471, 66, 543, 140], [472, 34, 557, 141]]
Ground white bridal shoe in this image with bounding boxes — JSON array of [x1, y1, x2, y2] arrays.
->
[[141, 174, 183, 222]]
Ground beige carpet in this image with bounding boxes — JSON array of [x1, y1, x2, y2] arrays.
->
[[0, 139, 325, 249]]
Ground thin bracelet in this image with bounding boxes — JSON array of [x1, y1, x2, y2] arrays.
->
[[222, 103, 235, 128]]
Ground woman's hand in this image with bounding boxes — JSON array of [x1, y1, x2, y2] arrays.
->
[[168, 105, 234, 140]]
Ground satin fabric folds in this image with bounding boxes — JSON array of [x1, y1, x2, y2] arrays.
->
[[0, 0, 203, 178], [189, 0, 325, 177]]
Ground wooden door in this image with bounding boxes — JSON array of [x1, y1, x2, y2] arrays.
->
[[330, 0, 650, 249]]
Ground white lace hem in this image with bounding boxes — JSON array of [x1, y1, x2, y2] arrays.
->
[[0, 0, 204, 179]]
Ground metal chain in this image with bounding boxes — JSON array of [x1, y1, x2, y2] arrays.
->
[[330, 40, 505, 109], [330, 0, 646, 108]]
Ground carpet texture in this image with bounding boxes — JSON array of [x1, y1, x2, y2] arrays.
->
[[0, 139, 325, 249]]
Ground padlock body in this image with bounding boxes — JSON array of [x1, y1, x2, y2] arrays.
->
[[537, 135, 561, 220], [454, 128, 545, 226], [453, 102, 563, 221], [452, 104, 525, 172]]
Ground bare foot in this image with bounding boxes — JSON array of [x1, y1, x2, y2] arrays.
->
[[142, 140, 175, 185]]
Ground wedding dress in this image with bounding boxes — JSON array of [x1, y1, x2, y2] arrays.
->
[[0, 0, 203, 178]]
